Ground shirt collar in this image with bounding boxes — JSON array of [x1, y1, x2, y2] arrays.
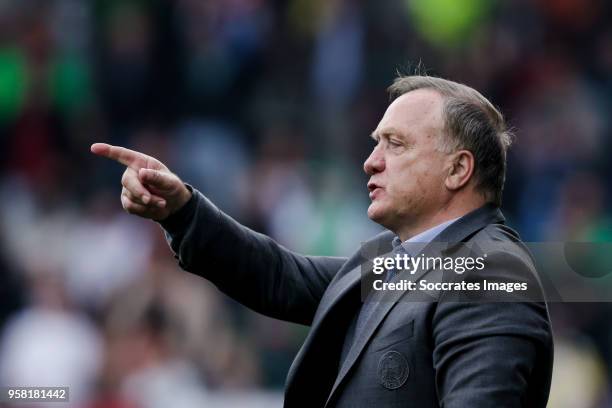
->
[[391, 217, 460, 256]]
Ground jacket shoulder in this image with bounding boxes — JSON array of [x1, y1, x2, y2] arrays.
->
[[470, 223, 531, 258]]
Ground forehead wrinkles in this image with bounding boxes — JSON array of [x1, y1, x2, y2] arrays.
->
[[381, 90, 445, 146]]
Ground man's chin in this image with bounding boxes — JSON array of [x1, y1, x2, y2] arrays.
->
[[367, 203, 386, 224], [368, 203, 398, 233]]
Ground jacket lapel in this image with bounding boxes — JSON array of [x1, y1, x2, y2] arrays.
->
[[284, 234, 393, 396], [324, 203, 505, 406]]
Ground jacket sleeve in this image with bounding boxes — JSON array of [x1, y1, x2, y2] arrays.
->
[[432, 250, 553, 407], [159, 186, 348, 326]]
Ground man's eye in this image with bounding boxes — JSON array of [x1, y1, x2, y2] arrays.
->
[[389, 140, 402, 148]]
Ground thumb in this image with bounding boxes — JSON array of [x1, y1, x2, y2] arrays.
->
[[139, 168, 177, 191]]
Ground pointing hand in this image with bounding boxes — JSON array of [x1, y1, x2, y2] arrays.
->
[[90, 143, 192, 221]]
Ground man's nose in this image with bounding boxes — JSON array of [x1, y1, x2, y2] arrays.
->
[[364, 146, 385, 175]]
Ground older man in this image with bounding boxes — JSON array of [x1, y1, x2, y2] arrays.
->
[[91, 75, 553, 407]]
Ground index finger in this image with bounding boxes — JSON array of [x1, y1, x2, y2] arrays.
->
[[90, 143, 146, 168]]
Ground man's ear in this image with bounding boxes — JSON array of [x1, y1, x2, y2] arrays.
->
[[445, 150, 475, 191]]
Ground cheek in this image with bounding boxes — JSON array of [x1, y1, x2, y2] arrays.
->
[[415, 170, 433, 193], [389, 164, 443, 201]]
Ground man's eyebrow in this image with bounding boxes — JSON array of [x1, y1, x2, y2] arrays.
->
[[370, 127, 407, 140]]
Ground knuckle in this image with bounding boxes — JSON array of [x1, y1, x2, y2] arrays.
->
[[125, 203, 138, 214], [123, 189, 134, 201], [121, 196, 137, 214]]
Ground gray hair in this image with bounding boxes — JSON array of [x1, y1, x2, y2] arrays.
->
[[388, 75, 513, 206]]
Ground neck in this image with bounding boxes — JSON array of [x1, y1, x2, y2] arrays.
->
[[396, 195, 487, 242]]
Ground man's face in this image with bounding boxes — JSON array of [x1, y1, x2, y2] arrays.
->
[[364, 89, 450, 234]]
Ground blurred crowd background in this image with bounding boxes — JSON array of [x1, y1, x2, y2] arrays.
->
[[0, 0, 610, 406]]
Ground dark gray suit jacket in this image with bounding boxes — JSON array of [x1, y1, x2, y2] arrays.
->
[[161, 188, 553, 407]]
